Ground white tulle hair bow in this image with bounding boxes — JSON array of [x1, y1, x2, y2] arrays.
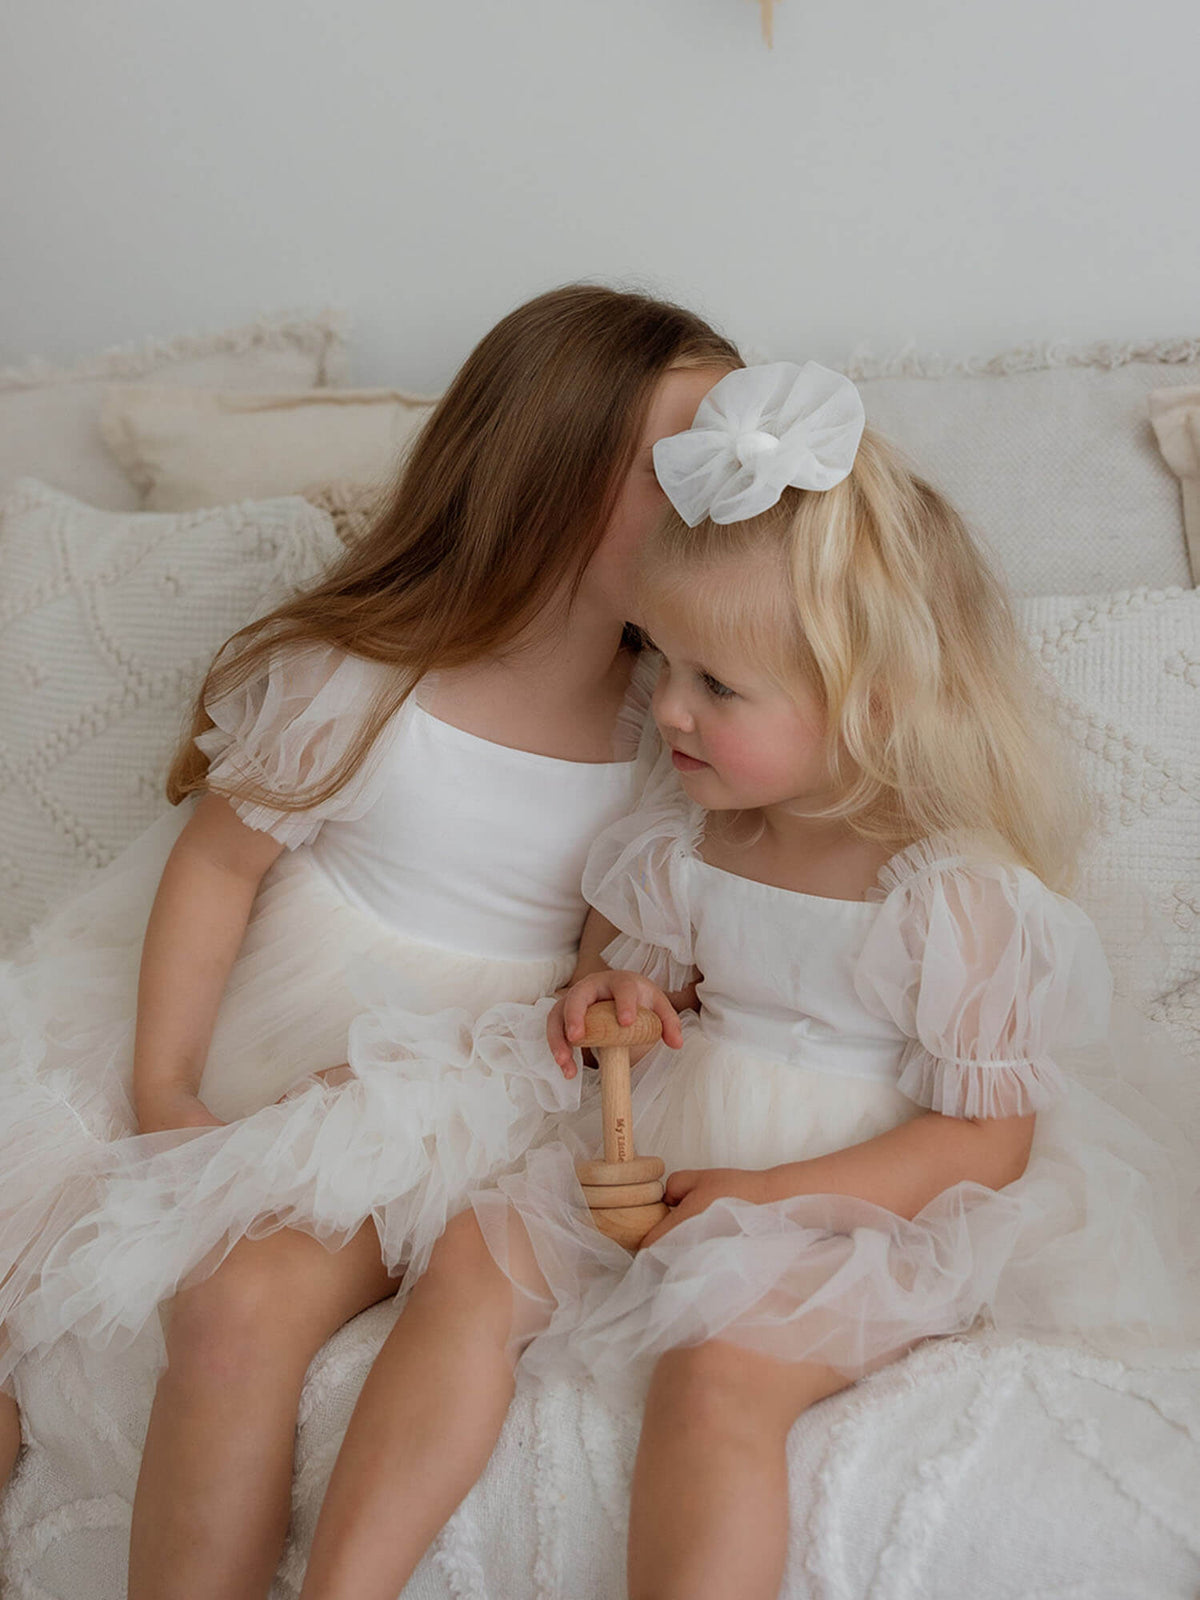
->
[[652, 361, 866, 527]]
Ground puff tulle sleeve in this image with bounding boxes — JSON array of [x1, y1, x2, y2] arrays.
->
[[195, 642, 399, 849], [854, 839, 1112, 1119], [581, 749, 702, 991]]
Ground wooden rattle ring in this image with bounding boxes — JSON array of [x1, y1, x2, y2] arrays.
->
[[594, 1202, 671, 1250], [573, 1002, 669, 1251], [575, 1155, 665, 1187], [580, 1180, 665, 1208]]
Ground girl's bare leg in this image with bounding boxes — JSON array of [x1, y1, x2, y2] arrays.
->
[[0, 1389, 20, 1489], [299, 1209, 545, 1600], [128, 1223, 395, 1600], [628, 1341, 852, 1600]]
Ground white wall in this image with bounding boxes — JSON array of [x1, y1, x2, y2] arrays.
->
[[3, 0, 1197, 388]]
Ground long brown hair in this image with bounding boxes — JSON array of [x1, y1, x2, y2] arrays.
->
[[168, 285, 741, 813]]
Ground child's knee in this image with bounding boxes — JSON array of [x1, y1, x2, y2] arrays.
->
[[647, 1341, 802, 1440], [412, 1211, 531, 1344], [424, 1211, 495, 1282], [163, 1251, 313, 1385], [417, 1213, 506, 1313]]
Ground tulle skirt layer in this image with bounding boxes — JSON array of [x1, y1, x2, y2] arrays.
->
[[469, 1014, 1200, 1404], [0, 807, 574, 1384]]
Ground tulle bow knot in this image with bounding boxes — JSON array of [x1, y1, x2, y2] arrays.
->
[[653, 361, 866, 527], [734, 430, 781, 469]]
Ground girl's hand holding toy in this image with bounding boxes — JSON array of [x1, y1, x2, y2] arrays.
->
[[550, 975, 747, 1250], [547, 968, 684, 1075], [640, 1167, 774, 1246], [551, 990, 683, 1249]]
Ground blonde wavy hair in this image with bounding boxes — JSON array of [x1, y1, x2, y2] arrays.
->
[[167, 285, 740, 815], [640, 429, 1089, 892]]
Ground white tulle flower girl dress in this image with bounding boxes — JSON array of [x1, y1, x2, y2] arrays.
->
[[1, 642, 660, 1378], [464, 756, 1200, 1400]]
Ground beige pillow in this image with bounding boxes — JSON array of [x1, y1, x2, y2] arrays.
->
[[1148, 387, 1200, 584], [0, 312, 347, 510], [102, 386, 437, 512], [303, 479, 389, 546], [846, 336, 1200, 596]]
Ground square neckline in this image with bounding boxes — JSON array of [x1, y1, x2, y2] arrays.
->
[[410, 702, 641, 773], [409, 651, 655, 773], [690, 850, 888, 909], [690, 805, 932, 908]]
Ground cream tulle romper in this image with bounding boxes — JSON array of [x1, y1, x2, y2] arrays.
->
[[1, 643, 659, 1377]]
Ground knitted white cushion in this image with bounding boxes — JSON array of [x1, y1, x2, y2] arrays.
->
[[1017, 586, 1200, 1029], [849, 338, 1200, 596], [0, 481, 344, 952], [0, 312, 348, 511]]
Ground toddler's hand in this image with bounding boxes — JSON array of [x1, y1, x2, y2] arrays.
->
[[547, 970, 684, 1076], [639, 1167, 771, 1247]]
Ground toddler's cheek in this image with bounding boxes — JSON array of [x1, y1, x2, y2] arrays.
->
[[709, 731, 785, 792]]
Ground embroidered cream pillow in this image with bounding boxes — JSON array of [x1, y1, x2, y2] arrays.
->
[[0, 481, 344, 952], [0, 312, 346, 510], [101, 386, 436, 512], [1017, 586, 1200, 1041], [302, 480, 389, 546]]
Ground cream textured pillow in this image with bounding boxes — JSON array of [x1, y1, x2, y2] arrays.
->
[[0, 480, 344, 952], [303, 479, 389, 546], [101, 386, 437, 512], [1017, 586, 1200, 1041], [848, 337, 1200, 596], [1148, 387, 1200, 585], [0, 312, 347, 511]]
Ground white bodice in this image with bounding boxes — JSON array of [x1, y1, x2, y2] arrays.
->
[[687, 863, 904, 1081], [198, 645, 659, 963], [586, 753, 1112, 1120], [311, 703, 648, 960]]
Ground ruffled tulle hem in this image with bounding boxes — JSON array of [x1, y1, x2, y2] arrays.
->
[[472, 1144, 1026, 1401], [895, 1045, 1068, 1118], [0, 1076, 130, 1387], [473, 1125, 1200, 1406], [0, 810, 575, 1381], [7, 1000, 581, 1368]]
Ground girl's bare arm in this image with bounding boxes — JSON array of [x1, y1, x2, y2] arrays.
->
[[760, 1109, 1036, 1218], [646, 1111, 1035, 1246], [566, 907, 621, 985], [133, 793, 284, 1134], [568, 907, 700, 1013]]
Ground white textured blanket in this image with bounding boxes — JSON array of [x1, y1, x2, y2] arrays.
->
[[4, 1302, 1197, 1599]]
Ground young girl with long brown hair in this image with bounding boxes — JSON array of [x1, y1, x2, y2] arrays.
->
[[289, 363, 1197, 1600], [0, 285, 739, 1598]]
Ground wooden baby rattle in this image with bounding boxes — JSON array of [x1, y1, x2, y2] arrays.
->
[[574, 1001, 669, 1250]]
